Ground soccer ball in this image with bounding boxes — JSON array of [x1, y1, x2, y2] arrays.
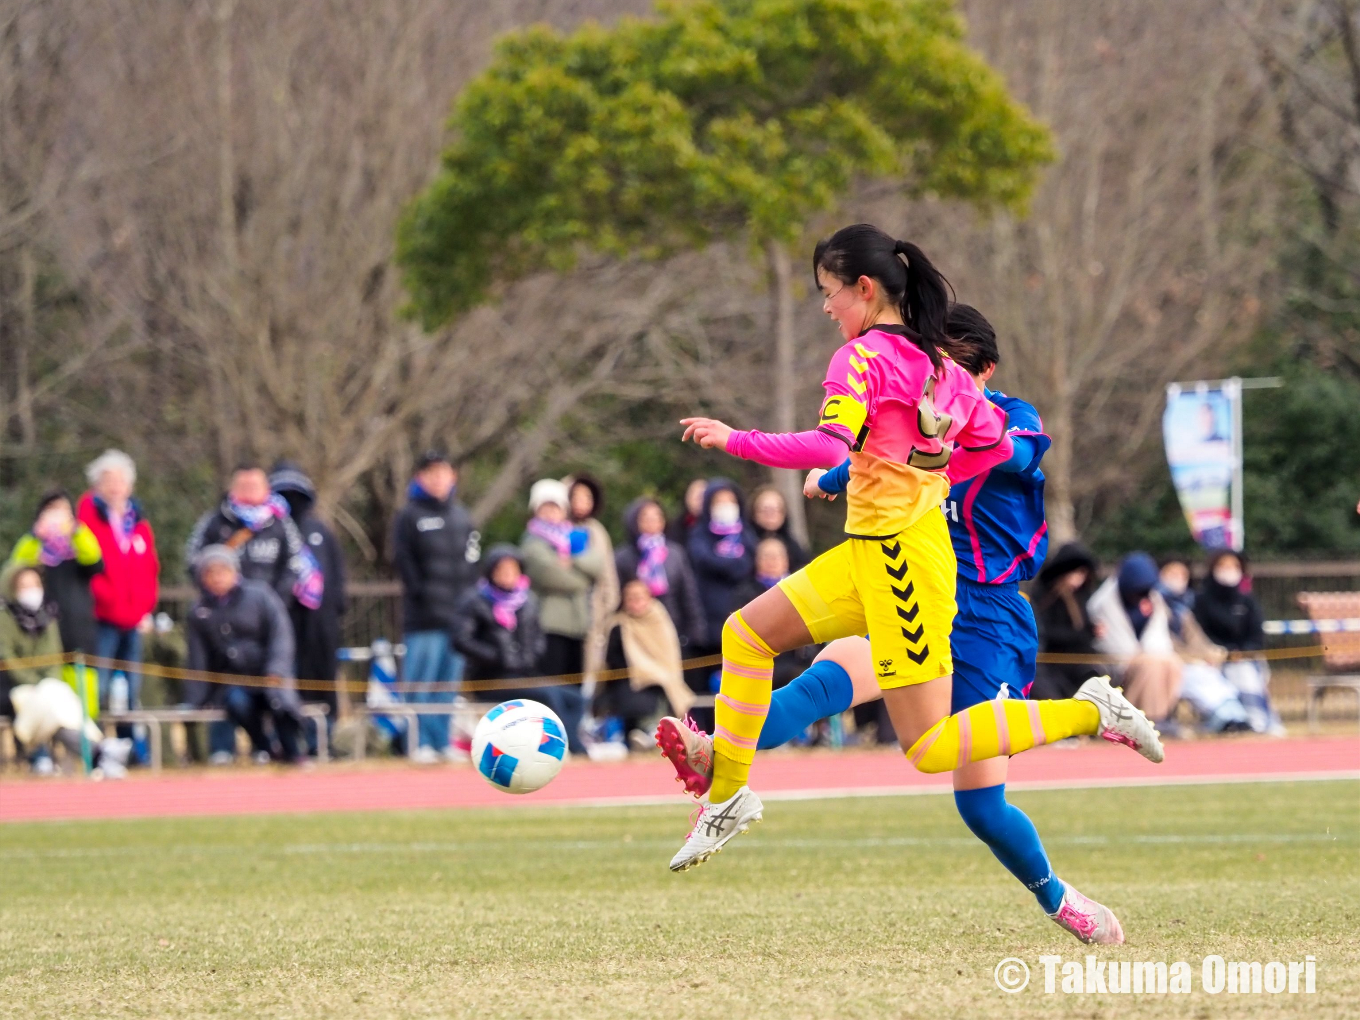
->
[[471, 699, 568, 794]]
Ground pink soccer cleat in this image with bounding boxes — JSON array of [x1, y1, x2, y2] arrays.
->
[[1047, 884, 1125, 945], [655, 716, 714, 798]]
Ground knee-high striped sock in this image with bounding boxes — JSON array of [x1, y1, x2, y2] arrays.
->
[[710, 611, 775, 803], [906, 698, 1100, 774]]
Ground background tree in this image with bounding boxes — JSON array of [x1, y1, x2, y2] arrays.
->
[[397, 0, 1053, 543]]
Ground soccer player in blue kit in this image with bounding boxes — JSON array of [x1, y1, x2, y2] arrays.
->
[[655, 304, 1126, 945]]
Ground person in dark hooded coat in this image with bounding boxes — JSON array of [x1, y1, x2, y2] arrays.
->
[[269, 462, 347, 744], [686, 479, 758, 652], [614, 497, 706, 651], [1029, 542, 1102, 700]]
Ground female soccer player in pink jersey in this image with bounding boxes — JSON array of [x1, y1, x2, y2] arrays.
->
[[669, 224, 1161, 872]]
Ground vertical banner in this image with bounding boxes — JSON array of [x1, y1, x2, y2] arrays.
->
[[1163, 378, 1243, 551]]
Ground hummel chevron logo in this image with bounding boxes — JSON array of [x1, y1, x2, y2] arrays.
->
[[891, 583, 915, 602], [896, 603, 920, 624], [880, 541, 902, 559], [884, 561, 909, 581], [906, 645, 930, 665], [900, 623, 924, 644]]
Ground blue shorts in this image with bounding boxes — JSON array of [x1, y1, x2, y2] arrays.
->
[[950, 578, 1038, 713]]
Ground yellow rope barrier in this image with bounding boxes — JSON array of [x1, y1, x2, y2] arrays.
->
[[0, 642, 1334, 700]]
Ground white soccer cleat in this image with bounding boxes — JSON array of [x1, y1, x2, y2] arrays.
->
[[1047, 883, 1125, 945], [668, 786, 764, 872], [1075, 675, 1164, 764]]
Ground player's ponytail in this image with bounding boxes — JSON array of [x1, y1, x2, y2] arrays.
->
[[813, 224, 952, 372]]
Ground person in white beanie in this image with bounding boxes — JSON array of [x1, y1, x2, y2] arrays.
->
[[519, 478, 599, 754]]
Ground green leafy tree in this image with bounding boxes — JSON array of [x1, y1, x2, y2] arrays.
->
[[397, 0, 1053, 537]]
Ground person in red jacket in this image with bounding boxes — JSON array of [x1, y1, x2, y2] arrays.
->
[[77, 450, 160, 728]]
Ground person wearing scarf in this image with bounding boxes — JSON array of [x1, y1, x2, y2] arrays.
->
[[0, 566, 65, 718], [1086, 551, 1183, 735], [685, 479, 757, 654], [77, 451, 160, 752], [452, 545, 584, 752], [5, 490, 104, 717], [185, 465, 312, 611], [269, 462, 348, 753], [614, 498, 707, 651], [519, 479, 602, 755], [595, 579, 695, 747]]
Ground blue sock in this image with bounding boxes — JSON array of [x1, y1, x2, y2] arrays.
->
[[756, 659, 854, 750], [954, 784, 1064, 913]]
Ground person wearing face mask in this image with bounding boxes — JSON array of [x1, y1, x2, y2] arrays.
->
[[1086, 552, 1184, 735], [5, 490, 105, 718], [686, 479, 758, 656], [1194, 550, 1281, 735], [0, 566, 64, 767], [1158, 556, 1252, 734]]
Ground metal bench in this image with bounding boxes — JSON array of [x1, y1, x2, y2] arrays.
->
[[1297, 592, 1360, 733], [100, 703, 330, 770]]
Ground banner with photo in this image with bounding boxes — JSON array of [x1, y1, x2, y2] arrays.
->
[[1163, 379, 1243, 551]]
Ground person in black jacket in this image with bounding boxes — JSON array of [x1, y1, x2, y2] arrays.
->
[[614, 497, 706, 651], [184, 465, 306, 607], [269, 462, 347, 753], [451, 544, 582, 743], [1030, 542, 1103, 700], [687, 479, 757, 652], [749, 485, 810, 571], [186, 545, 303, 763], [1194, 548, 1281, 734], [390, 451, 481, 761]]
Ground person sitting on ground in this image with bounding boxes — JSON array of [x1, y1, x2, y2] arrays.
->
[[1193, 549, 1282, 735], [5, 490, 104, 716], [614, 497, 707, 652], [749, 485, 810, 571], [451, 543, 583, 742], [731, 537, 817, 690], [1087, 552, 1184, 736], [595, 579, 696, 749], [1158, 556, 1250, 734], [1030, 542, 1103, 701], [185, 545, 304, 764]]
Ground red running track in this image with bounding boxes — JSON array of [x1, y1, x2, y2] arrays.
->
[[1, 736, 1356, 824]]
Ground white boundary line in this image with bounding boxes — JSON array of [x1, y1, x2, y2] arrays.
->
[[547, 770, 1360, 810]]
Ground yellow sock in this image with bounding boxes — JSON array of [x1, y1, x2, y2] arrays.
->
[[905, 698, 1100, 774], [709, 610, 776, 802]]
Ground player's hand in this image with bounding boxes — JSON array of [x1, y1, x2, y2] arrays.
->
[[804, 468, 835, 500], [680, 417, 734, 451]]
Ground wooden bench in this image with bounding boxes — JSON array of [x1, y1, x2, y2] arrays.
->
[[100, 704, 330, 770], [1297, 592, 1360, 733]]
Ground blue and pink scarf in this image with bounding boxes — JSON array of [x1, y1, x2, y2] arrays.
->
[[478, 576, 530, 631], [227, 494, 324, 610], [709, 517, 746, 560], [635, 533, 670, 596]]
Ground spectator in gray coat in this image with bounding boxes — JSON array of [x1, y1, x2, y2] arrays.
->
[[186, 545, 303, 764]]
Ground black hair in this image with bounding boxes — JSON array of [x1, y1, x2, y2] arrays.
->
[[414, 450, 452, 472], [813, 224, 953, 371], [943, 303, 999, 375], [34, 488, 71, 521]]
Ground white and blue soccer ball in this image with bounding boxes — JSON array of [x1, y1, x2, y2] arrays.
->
[[471, 699, 567, 794]]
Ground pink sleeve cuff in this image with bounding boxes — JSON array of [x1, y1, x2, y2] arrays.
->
[[727, 428, 850, 470]]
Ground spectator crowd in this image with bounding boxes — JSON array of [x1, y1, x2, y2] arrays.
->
[[0, 448, 1285, 775]]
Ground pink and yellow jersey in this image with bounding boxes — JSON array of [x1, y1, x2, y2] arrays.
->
[[815, 325, 1010, 539]]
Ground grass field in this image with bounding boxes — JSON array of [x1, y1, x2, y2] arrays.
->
[[0, 780, 1355, 1019]]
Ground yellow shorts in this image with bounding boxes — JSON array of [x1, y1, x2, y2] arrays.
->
[[778, 511, 956, 689]]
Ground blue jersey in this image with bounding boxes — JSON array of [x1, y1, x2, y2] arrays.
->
[[942, 389, 1049, 584]]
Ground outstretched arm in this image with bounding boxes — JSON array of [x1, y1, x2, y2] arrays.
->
[[680, 417, 848, 470]]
